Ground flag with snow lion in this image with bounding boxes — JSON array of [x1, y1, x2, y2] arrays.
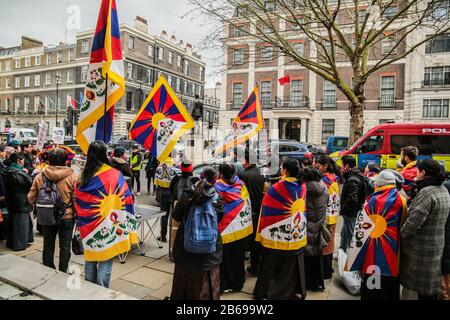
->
[[129, 75, 195, 163], [256, 177, 307, 251], [345, 185, 407, 276], [75, 165, 138, 261]]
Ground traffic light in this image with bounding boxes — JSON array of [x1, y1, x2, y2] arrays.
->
[[192, 101, 203, 121]]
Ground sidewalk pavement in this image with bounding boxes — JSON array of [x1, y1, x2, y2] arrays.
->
[[0, 191, 358, 300]]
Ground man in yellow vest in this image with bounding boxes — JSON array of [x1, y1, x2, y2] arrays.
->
[[129, 144, 143, 196]]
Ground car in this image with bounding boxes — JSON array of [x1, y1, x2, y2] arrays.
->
[[257, 140, 313, 163], [64, 144, 83, 155], [326, 136, 349, 154], [305, 143, 326, 155], [192, 159, 245, 177], [109, 135, 137, 151]]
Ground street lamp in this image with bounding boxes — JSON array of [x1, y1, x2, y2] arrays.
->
[[55, 74, 61, 128]]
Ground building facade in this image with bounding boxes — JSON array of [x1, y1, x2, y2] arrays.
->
[[0, 16, 206, 140], [218, 2, 450, 146]]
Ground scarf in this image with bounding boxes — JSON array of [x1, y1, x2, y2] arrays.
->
[[415, 176, 444, 191], [8, 162, 24, 171], [322, 173, 340, 225]]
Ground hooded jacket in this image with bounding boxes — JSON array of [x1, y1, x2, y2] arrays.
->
[[1, 164, 32, 213], [110, 157, 133, 178], [340, 168, 367, 218], [28, 166, 77, 220]]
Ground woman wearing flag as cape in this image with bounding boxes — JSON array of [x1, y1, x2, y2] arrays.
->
[[75, 141, 137, 288], [215, 163, 253, 293], [346, 170, 407, 300], [253, 158, 308, 300]]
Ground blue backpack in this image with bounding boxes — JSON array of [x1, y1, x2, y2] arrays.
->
[[183, 193, 218, 254]]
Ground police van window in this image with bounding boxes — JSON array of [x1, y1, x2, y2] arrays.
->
[[391, 135, 450, 155], [358, 135, 384, 153]]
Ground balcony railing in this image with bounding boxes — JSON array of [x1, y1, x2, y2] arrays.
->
[[379, 96, 396, 109], [422, 79, 450, 87]]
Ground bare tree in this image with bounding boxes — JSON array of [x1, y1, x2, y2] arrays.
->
[[190, 0, 450, 144]]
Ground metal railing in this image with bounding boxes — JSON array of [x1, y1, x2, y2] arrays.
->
[[379, 96, 396, 109]]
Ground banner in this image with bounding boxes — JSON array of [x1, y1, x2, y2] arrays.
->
[[36, 121, 48, 150], [52, 127, 65, 145]]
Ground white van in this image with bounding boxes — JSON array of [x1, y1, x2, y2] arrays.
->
[[8, 128, 38, 143]]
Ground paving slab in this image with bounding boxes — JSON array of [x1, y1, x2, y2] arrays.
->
[[0, 281, 23, 300], [327, 277, 359, 300], [148, 281, 172, 300], [110, 278, 154, 299], [9, 293, 44, 300], [122, 267, 172, 290], [220, 291, 254, 300], [145, 256, 174, 274], [241, 275, 257, 295], [110, 254, 155, 280]]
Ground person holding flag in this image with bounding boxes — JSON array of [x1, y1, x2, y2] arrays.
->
[[76, 0, 125, 154]]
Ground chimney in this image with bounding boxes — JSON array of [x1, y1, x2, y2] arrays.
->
[[135, 16, 148, 33], [186, 43, 193, 54]]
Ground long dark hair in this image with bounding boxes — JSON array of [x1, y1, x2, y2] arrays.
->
[[300, 167, 322, 182], [281, 157, 300, 180], [79, 141, 111, 187], [315, 154, 343, 182]]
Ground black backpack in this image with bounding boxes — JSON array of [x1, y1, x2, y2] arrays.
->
[[357, 174, 373, 206], [35, 175, 67, 226]]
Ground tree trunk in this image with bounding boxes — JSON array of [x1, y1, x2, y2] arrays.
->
[[349, 101, 364, 146]]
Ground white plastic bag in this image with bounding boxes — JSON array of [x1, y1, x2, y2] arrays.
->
[[338, 248, 361, 295]]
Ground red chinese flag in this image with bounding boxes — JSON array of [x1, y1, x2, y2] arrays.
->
[[278, 74, 291, 86]]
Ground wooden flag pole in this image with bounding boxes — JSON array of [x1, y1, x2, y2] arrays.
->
[[103, 73, 109, 141]]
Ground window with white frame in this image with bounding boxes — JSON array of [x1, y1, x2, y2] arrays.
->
[[15, 58, 20, 69], [265, 0, 276, 12], [382, 6, 398, 20], [45, 73, 51, 85], [323, 79, 336, 108], [68, 50, 73, 61], [323, 41, 332, 56], [24, 75, 30, 87], [25, 57, 31, 67], [24, 97, 30, 112], [422, 99, 449, 118], [168, 75, 172, 86], [262, 24, 272, 33], [428, 0, 450, 21], [424, 66, 450, 86], [261, 81, 272, 107], [290, 80, 303, 105], [184, 80, 188, 94], [5, 98, 10, 110], [34, 96, 40, 111], [177, 55, 182, 68], [184, 60, 189, 75], [14, 97, 20, 112], [148, 44, 154, 57], [382, 35, 397, 54], [15, 76, 20, 88], [169, 51, 174, 64], [233, 49, 244, 64], [380, 76, 395, 108], [5, 78, 10, 88], [261, 46, 274, 62], [67, 70, 73, 83], [34, 74, 40, 87], [234, 26, 245, 37], [127, 63, 133, 79], [177, 77, 181, 92], [82, 40, 89, 54], [45, 96, 51, 111], [425, 34, 450, 53], [293, 43, 304, 57], [232, 82, 243, 108], [158, 47, 164, 61], [6, 60, 11, 71], [57, 52, 62, 63], [81, 66, 88, 82], [35, 55, 41, 66], [200, 67, 205, 81], [322, 119, 335, 144], [128, 36, 135, 50], [46, 54, 51, 65]]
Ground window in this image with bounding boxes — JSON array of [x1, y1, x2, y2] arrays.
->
[[168, 51, 174, 64], [425, 34, 450, 54], [25, 57, 31, 67], [15, 58, 20, 69], [81, 66, 88, 82], [128, 36, 135, 50], [265, 0, 276, 12], [184, 60, 189, 75], [379, 119, 394, 124], [67, 70, 73, 83], [167, 75, 172, 86], [55, 72, 62, 84], [382, 6, 398, 20], [422, 99, 449, 118], [158, 47, 164, 61], [34, 96, 40, 111], [235, 5, 248, 17], [380, 76, 395, 108], [358, 135, 384, 153], [391, 135, 450, 155], [235, 26, 245, 37], [35, 74, 40, 86], [261, 81, 272, 107], [322, 119, 335, 145], [290, 80, 303, 105], [148, 44, 154, 57], [382, 35, 397, 54], [200, 67, 205, 81], [323, 80, 336, 108], [57, 52, 62, 63], [45, 96, 52, 111], [14, 97, 20, 112], [24, 97, 30, 113], [262, 25, 272, 33], [126, 91, 132, 111], [35, 55, 41, 66], [15, 76, 20, 88], [423, 66, 450, 86], [6, 61, 11, 71], [428, 0, 450, 21], [68, 50, 73, 61], [233, 49, 244, 64], [184, 81, 188, 94], [24, 75, 30, 87], [261, 46, 274, 62], [232, 82, 243, 108], [293, 43, 304, 57], [355, 10, 367, 23], [45, 73, 51, 85], [127, 63, 133, 79], [5, 78, 10, 89], [292, 17, 304, 30], [46, 54, 51, 65], [136, 65, 143, 82], [176, 77, 181, 92], [323, 41, 332, 55], [82, 40, 89, 54]]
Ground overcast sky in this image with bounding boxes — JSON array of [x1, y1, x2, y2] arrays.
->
[[0, 0, 221, 87]]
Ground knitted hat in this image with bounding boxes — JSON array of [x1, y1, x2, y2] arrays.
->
[[383, 169, 405, 187], [5, 146, 14, 156], [375, 170, 396, 187], [180, 161, 193, 173]]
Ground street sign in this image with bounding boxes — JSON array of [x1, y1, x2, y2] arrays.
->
[[52, 127, 65, 145], [36, 122, 48, 150]]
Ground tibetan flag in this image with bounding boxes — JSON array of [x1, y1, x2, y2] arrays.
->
[[76, 0, 125, 154], [400, 161, 417, 202], [346, 185, 407, 277], [214, 87, 264, 155], [322, 173, 341, 225], [256, 177, 307, 251], [75, 165, 138, 262], [278, 74, 291, 86], [57, 145, 76, 162], [215, 176, 253, 244], [129, 75, 195, 163]]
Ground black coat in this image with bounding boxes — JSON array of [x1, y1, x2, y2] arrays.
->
[[172, 184, 224, 271], [23, 153, 34, 175], [237, 165, 265, 215], [1, 165, 32, 213], [340, 168, 366, 218], [443, 180, 450, 275]]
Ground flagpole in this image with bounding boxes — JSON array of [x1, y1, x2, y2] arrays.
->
[[103, 73, 108, 142]]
